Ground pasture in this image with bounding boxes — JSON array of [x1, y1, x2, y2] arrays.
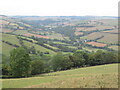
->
[[2, 34, 20, 46], [81, 32, 118, 44], [2, 64, 118, 88], [86, 42, 107, 47], [23, 41, 56, 55]]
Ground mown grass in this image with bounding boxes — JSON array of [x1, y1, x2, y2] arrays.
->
[[2, 64, 118, 88]]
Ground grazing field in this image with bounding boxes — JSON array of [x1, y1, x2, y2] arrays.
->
[[44, 44, 59, 50], [81, 32, 118, 44], [2, 42, 16, 56], [24, 33, 49, 39], [2, 34, 20, 46], [82, 47, 105, 52], [81, 32, 103, 40], [53, 41, 69, 45], [47, 33, 69, 40], [2, 64, 118, 88], [108, 45, 118, 51], [97, 33, 118, 44], [86, 42, 107, 47], [12, 30, 28, 35], [23, 41, 56, 55], [102, 29, 118, 34], [1, 29, 14, 33], [74, 31, 83, 36], [98, 19, 117, 26]]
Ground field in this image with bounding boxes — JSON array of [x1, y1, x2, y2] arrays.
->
[[2, 64, 118, 88], [82, 47, 105, 52], [86, 42, 107, 47], [108, 45, 118, 51], [81, 32, 103, 40], [2, 42, 16, 56], [81, 32, 118, 44], [23, 41, 56, 55], [24, 33, 49, 39], [12, 30, 28, 35], [47, 33, 69, 40], [97, 33, 118, 44], [2, 34, 20, 46]]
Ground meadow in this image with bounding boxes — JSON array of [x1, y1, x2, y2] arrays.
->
[[2, 64, 118, 88]]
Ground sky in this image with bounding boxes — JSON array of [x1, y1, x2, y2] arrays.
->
[[0, 0, 119, 16]]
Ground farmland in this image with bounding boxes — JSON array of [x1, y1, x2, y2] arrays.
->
[[2, 64, 118, 88], [86, 42, 107, 47], [1, 15, 119, 88], [23, 40, 56, 55], [24, 33, 49, 39]]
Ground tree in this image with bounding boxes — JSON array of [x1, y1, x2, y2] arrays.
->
[[71, 50, 85, 67], [31, 60, 44, 75], [10, 47, 31, 77], [51, 53, 73, 71]]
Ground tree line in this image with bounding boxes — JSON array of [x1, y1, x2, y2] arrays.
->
[[2, 47, 119, 78]]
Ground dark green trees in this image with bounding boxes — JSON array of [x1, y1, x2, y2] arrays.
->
[[10, 47, 31, 77], [52, 53, 73, 71], [31, 60, 44, 75]]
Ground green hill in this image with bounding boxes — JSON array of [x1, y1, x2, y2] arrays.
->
[[2, 64, 118, 88]]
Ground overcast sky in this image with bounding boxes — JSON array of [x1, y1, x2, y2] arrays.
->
[[0, 0, 119, 16]]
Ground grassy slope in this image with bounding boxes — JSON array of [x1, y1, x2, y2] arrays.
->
[[12, 30, 28, 35], [2, 34, 20, 46], [2, 33, 56, 55], [2, 42, 16, 56], [2, 64, 118, 88], [23, 41, 56, 55], [108, 45, 118, 51]]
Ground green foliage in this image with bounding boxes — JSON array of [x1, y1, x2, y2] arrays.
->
[[72, 51, 85, 67], [10, 47, 31, 77], [2, 64, 10, 75], [31, 60, 44, 75], [52, 53, 73, 71]]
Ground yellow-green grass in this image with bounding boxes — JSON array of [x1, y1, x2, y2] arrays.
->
[[2, 34, 20, 46], [2, 42, 16, 56], [81, 32, 118, 44], [67, 46, 78, 49], [53, 41, 69, 45], [23, 41, 56, 55], [97, 34, 118, 44], [44, 44, 59, 50], [98, 19, 117, 26], [12, 30, 28, 35], [81, 32, 103, 40], [2, 64, 118, 88], [108, 45, 119, 51], [82, 47, 105, 52], [47, 33, 69, 40]]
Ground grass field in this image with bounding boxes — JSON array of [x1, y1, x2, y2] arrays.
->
[[12, 30, 28, 35], [23, 41, 56, 55], [97, 33, 118, 44], [2, 34, 20, 46], [108, 45, 118, 51], [47, 33, 69, 40], [82, 47, 105, 52], [2, 42, 16, 56], [2, 64, 118, 88], [81, 32, 118, 44]]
